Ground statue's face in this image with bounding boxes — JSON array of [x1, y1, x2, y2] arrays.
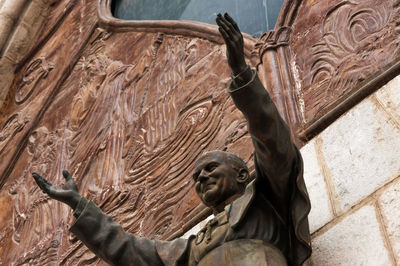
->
[[193, 151, 242, 208]]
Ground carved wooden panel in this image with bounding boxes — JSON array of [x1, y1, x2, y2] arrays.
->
[[0, 0, 99, 264], [290, 0, 400, 127], [0, 0, 98, 188], [0, 0, 258, 264]]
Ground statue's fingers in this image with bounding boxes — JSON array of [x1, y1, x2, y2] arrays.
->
[[62, 170, 72, 181], [218, 14, 235, 36], [216, 15, 233, 37], [216, 15, 224, 28], [32, 172, 44, 186], [32, 173, 52, 193], [218, 27, 231, 44], [223, 13, 240, 34], [224, 13, 240, 33]]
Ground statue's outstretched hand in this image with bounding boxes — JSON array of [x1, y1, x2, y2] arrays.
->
[[32, 170, 81, 209], [216, 13, 247, 75]]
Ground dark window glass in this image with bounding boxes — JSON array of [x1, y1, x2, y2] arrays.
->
[[112, 0, 285, 37]]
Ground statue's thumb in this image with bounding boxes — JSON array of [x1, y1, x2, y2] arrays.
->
[[32, 172, 41, 184], [32, 172, 48, 193], [62, 170, 72, 181]]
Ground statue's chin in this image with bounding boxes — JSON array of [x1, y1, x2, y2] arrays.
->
[[202, 189, 220, 206]]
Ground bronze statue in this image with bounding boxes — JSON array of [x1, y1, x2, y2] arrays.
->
[[32, 13, 311, 266]]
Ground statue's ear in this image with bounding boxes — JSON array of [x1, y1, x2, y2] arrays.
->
[[236, 168, 249, 184]]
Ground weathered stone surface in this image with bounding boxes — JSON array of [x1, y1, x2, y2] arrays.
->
[[376, 75, 400, 125], [379, 179, 400, 262], [300, 140, 333, 233], [312, 205, 391, 266], [319, 98, 400, 211]]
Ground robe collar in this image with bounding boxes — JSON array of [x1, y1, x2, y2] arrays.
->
[[225, 179, 256, 229]]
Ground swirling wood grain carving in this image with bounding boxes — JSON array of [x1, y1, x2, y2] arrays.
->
[[311, 1, 390, 90], [0, 114, 28, 154], [0, 1, 254, 264], [15, 57, 54, 104], [292, 0, 400, 122], [54, 28, 239, 265], [5, 126, 68, 264]]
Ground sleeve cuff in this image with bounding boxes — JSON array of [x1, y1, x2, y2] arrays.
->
[[72, 197, 89, 218]]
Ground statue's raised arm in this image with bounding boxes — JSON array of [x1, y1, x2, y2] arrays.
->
[[215, 13, 311, 265], [217, 13, 299, 216]]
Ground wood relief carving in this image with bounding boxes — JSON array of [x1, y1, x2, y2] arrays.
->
[[253, 25, 304, 144], [254, 26, 292, 56], [0, 0, 103, 264], [15, 0, 78, 73], [5, 125, 68, 264], [0, 114, 29, 154], [13, 231, 61, 266], [0, 0, 98, 190], [291, 0, 400, 125], [310, 1, 390, 104], [0, 18, 255, 262], [16, 57, 55, 104]]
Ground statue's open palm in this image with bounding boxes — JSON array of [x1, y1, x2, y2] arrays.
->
[[32, 170, 80, 209]]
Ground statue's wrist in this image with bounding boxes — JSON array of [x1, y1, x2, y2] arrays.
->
[[68, 193, 82, 210], [231, 65, 253, 88], [232, 63, 248, 76], [72, 196, 89, 218]]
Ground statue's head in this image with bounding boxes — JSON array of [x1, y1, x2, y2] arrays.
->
[[193, 150, 250, 211]]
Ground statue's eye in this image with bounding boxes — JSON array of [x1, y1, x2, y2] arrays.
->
[[206, 163, 218, 172]]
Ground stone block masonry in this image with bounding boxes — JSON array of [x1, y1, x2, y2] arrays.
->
[[300, 75, 400, 265]]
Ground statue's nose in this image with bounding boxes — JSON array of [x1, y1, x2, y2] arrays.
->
[[198, 169, 209, 182]]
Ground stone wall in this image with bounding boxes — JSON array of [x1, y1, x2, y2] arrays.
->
[[302, 75, 400, 265]]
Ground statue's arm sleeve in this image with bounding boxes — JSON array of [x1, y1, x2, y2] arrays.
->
[[230, 67, 312, 265], [69, 197, 167, 266], [229, 67, 298, 206]]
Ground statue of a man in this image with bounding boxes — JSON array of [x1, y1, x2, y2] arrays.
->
[[32, 13, 311, 266]]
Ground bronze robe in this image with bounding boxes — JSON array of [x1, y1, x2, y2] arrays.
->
[[69, 69, 311, 266]]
